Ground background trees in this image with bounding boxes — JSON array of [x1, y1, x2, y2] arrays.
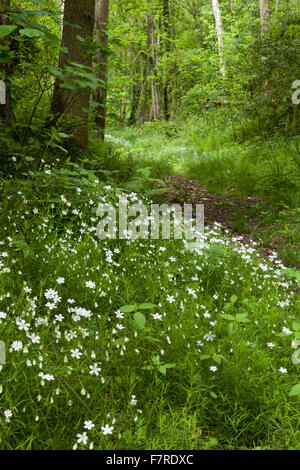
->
[[0, 0, 299, 149]]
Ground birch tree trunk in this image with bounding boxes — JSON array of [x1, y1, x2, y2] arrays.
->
[[212, 0, 226, 77], [94, 0, 110, 140], [148, 12, 161, 121], [50, 0, 95, 148]]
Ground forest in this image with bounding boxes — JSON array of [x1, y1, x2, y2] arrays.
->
[[0, 0, 300, 451]]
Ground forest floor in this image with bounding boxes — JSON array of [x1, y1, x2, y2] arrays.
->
[[158, 174, 275, 258], [106, 124, 300, 268]]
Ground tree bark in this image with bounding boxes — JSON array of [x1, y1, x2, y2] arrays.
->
[[260, 0, 270, 35], [94, 0, 110, 140], [128, 45, 141, 126], [212, 0, 226, 77], [140, 17, 151, 125], [0, 0, 15, 126], [148, 12, 160, 121], [50, 0, 95, 148], [162, 0, 171, 120]]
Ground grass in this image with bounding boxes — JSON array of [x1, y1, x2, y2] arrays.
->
[[0, 159, 299, 450], [106, 114, 300, 267]]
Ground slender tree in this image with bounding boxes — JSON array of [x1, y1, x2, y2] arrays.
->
[[162, 0, 171, 120], [94, 0, 110, 140], [0, 0, 15, 126], [50, 0, 96, 148], [260, 0, 270, 34], [212, 0, 226, 77], [148, 10, 161, 121]]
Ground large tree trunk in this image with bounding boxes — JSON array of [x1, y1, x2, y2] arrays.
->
[[50, 0, 95, 148], [94, 0, 110, 141], [0, 0, 15, 126], [212, 0, 226, 77], [260, 0, 270, 34]]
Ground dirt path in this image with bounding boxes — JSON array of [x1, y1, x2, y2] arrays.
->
[[160, 175, 277, 259]]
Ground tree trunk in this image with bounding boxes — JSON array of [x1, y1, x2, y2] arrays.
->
[[50, 0, 95, 148], [128, 46, 141, 126], [162, 0, 171, 120], [260, 0, 270, 35], [140, 17, 151, 125], [148, 12, 160, 121], [0, 0, 15, 126], [94, 0, 110, 140], [212, 0, 226, 77]]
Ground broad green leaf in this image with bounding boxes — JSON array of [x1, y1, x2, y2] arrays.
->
[[137, 426, 147, 439], [19, 28, 45, 38], [213, 354, 223, 364], [158, 365, 166, 375], [220, 314, 235, 321], [236, 313, 250, 323], [292, 321, 300, 331], [134, 312, 146, 329], [138, 303, 157, 310], [0, 25, 17, 38], [199, 354, 210, 360], [120, 304, 136, 313], [289, 384, 300, 396]]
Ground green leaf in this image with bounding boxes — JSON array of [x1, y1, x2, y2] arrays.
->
[[281, 268, 300, 283], [120, 304, 136, 313], [289, 384, 300, 396], [141, 365, 154, 371], [213, 354, 223, 364], [19, 28, 45, 38], [158, 365, 166, 375], [57, 132, 70, 139], [133, 312, 146, 330], [220, 314, 235, 321], [0, 25, 17, 38], [138, 303, 157, 310], [236, 313, 250, 323], [292, 321, 300, 332], [199, 354, 210, 361], [137, 426, 147, 439]]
